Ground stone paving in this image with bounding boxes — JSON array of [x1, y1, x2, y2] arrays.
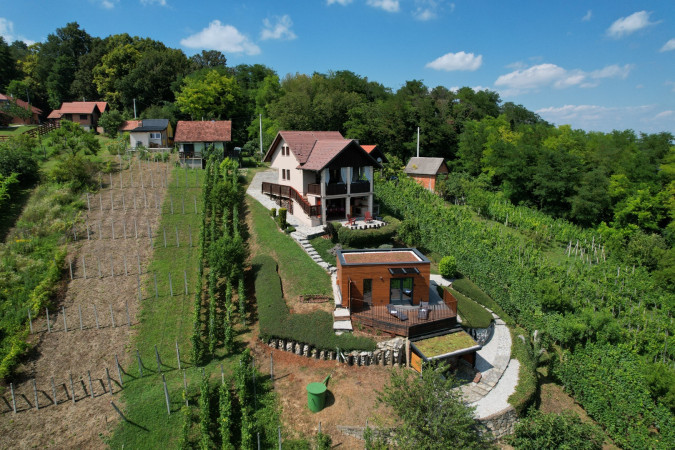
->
[[248, 175, 518, 418]]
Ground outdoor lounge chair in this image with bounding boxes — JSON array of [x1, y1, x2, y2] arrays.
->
[[364, 211, 374, 223], [397, 309, 409, 321], [347, 214, 356, 226], [418, 307, 429, 320], [387, 304, 397, 315]]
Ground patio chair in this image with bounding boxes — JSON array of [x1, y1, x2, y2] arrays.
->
[[347, 214, 356, 226], [418, 308, 429, 320], [364, 211, 374, 223], [387, 304, 397, 315], [397, 308, 409, 321]]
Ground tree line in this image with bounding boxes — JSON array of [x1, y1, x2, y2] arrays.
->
[[1, 21, 672, 264]]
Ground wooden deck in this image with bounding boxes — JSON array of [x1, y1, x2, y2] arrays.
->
[[350, 302, 458, 338]]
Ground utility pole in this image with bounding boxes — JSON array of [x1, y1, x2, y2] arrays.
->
[[416, 127, 420, 157], [259, 114, 263, 155], [133, 99, 137, 119]]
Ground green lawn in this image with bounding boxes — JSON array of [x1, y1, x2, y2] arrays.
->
[[448, 287, 493, 329], [247, 196, 331, 297], [0, 125, 36, 136], [310, 235, 338, 266], [108, 167, 245, 449]]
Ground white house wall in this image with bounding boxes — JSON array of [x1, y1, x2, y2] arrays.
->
[[269, 138, 304, 194]]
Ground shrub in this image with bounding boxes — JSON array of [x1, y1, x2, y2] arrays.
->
[[49, 154, 98, 190], [438, 255, 457, 279], [278, 208, 287, 229], [507, 409, 603, 450], [253, 255, 374, 352], [508, 326, 538, 415], [270, 207, 276, 217], [449, 288, 493, 328], [0, 136, 40, 183], [285, 225, 295, 234], [336, 216, 399, 247], [314, 432, 332, 450]]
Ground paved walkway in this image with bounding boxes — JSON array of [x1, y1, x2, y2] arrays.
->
[[430, 274, 518, 419]]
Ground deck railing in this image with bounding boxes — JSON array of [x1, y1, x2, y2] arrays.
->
[[261, 181, 321, 217], [350, 298, 457, 338]]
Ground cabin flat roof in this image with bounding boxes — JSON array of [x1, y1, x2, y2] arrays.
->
[[339, 248, 428, 265], [412, 331, 480, 359]]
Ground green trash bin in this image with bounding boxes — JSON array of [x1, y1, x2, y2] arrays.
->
[[306, 382, 327, 413]]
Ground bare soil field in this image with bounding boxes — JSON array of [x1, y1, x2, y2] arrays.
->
[[0, 158, 170, 449]]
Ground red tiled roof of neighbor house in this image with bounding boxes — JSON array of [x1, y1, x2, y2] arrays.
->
[[174, 120, 232, 142], [361, 145, 377, 153], [119, 120, 141, 131], [96, 102, 108, 113], [0, 94, 42, 114], [58, 102, 101, 114], [47, 110, 63, 119]]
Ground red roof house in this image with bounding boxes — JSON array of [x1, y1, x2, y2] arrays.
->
[[261, 131, 381, 226], [0, 94, 42, 125], [48, 101, 108, 132], [174, 121, 232, 169]]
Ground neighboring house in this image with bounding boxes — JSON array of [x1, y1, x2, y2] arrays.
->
[[0, 94, 42, 125], [47, 101, 108, 132], [404, 157, 449, 192], [262, 131, 382, 227], [361, 144, 388, 164], [119, 119, 173, 148], [335, 248, 478, 370], [174, 120, 232, 169]]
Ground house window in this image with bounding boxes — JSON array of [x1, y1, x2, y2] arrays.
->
[[80, 114, 88, 121], [390, 277, 414, 305], [363, 279, 372, 303], [150, 132, 161, 139], [281, 169, 290, 180]]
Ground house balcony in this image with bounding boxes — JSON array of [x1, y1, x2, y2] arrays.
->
[[307, 182, 371, 196], [350, 300, 458, 338], [350, 181, 370, 194]]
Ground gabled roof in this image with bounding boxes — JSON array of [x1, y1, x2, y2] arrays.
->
[[361, 144, 388, 163], [95, 102, 108, 113], [119, 120, 141, 131], [263, 130, 381, 171], [404, 157, 448, 175], [47, 110, 63, 119], [264, 131, 344, 165], [174, 120, 232, 142], [0, 94, 42, 114], [58, 102, 102, 115], [133, 119, 169, 132]]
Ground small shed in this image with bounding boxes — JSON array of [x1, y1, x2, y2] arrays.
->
[[404, 157, 448, 192], [410, 330, 482, 372]]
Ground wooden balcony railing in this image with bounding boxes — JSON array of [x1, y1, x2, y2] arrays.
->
[[307, 183, 321, 195], [261, 181, 321, 217], [326, 183, 347, 195], [350, 181, 371, 194]]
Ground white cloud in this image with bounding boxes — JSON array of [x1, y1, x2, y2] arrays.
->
[[0, 17, 34, 45], [582, 10, 592, 21], [426, 51, 482, 71], [535, 104, 672, 133], [654, 110, 673, 119], [367, 0, 400, 13], [261, 15, 297, 41], [413, 0, 450, 21], [590, 64, 633, 79], [100, 0, 118, 9], [181, 20, 260, 55], [660, 38, 675, 52], [141, 0, 167, 6], [607, 11, 658, 39], [326, 0, 353, 5], [495, 63, 633, 93]]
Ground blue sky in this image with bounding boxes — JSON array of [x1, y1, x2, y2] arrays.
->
[[2, 0, 674, 134]]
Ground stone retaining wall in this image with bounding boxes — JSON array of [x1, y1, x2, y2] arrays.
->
[[266, 337, 405, 367], [467, 321, 495, 346]]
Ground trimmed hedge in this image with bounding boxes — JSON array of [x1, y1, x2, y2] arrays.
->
[[335, 215, 400, 248], [452, 275, 514, 325], [448, 287, 493, 329], [508, 326, 539, 415], [253, 255, 375, 352]]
